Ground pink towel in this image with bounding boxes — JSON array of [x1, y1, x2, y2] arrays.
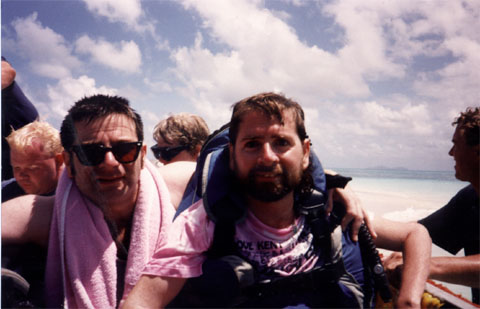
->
[[45, 160, 174, 308]]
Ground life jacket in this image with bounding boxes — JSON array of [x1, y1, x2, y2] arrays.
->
[[171, 124, 390, 308]]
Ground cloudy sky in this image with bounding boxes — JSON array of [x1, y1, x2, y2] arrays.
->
[[2, 0, 479, 171]]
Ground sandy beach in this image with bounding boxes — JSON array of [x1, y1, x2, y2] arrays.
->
[[351, 179, 473, 301]]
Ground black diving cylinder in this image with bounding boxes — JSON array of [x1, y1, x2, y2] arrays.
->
[[330, 202, 393, 303]]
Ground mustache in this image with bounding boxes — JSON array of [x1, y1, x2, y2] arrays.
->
[[250, 164, 279, 174]]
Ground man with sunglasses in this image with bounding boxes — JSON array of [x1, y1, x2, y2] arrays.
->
[[124, 92, 430, 308], [2, 94, 175, 308], [152, 113, 209, 165], [151, 113, 210, 208]]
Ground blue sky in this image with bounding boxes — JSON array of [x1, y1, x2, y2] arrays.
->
[[2, 0, 479, 171]]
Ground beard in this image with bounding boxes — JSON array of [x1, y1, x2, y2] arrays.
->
[[232, 157, 304, 203]]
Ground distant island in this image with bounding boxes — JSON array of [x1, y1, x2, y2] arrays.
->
[[368, 166, 409, 171]]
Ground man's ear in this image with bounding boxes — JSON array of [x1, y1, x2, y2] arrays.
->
[[194, 144, 202, 159], [140, 144, 147, 169], [302, 139, 310, 170], [229, 143, 234, 171], [55, 153, 64, 168], [62, 151, 74, 178]]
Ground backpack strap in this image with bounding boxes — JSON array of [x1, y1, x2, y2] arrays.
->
[[206, 195, 244, 258], [298, 190, 330, 247], [175, 124, 231, 219], [175, 123, 329, 219]]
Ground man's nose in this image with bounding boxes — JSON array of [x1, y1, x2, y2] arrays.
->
[[258, 143, 279, 164], [18, 170, 29, 178], [102, 151, 120, 166], [448, 145, 454, 157]]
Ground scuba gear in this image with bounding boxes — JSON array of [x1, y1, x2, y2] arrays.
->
[[171, 124, 391, 307]]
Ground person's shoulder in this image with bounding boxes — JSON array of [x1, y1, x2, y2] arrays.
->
[[460, 184, 477, 195], [158, 161, 197, 208], [158, 161, 196, 189], [1, 179, 25, 202], [454, 184, 478, 202], [158, 161, 197, 176], [173, 198, 207, 220]]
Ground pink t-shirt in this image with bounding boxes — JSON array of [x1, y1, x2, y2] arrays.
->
[[143, 199, 319, 280]]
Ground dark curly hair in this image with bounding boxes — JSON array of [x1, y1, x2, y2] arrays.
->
[[453, 107, 479, 146]]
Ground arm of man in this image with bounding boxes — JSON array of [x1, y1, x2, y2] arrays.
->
[[374, 217, 431, 308], [2, 194, 54, 247], [325, 169, 376, 241], [430, 254, 480, 288], [122, 275, 186, 309], [384, 252, 480, 288], [123, 199, 211, 307]]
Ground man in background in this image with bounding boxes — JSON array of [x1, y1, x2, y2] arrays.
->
[[151, 113, 209, 165], [385, 107, 480, 304], [124, 92, 430, 308], [2, 94, 174, 308], [152, 113, 210, 207], [2, 121, 64, 202]]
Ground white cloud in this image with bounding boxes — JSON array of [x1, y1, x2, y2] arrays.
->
[[5, 0, 477, 172], [10, 13, 81, 79], [171, 0, 475, 115], [414, 36, 480, 108], [303, 96, 441, 169], [173, 0, 375, 124], [81, 0, 170, 56], [45, 75, 117, 119], [140, 109, 163, 151], [75, 35, 142, 73], [287, 0, 307, 7], [323, 1, 406, 79], [82, 0, 142, 29], [143, 78, 173, 93], [359, 101, 433, 135], [324, 0, 480, 112], [164, 0, 478, 171]]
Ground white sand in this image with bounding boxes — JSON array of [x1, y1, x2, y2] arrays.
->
[[354, 188, 473, 301]]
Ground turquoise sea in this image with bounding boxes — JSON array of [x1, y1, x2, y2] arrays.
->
[[333, 168, 466, 217], [334, 168, 458, 182], [333, 168, 473, 300]]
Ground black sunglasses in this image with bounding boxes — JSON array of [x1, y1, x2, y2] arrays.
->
[[150, 144, 188, 162], [71, 141, 143, 166]]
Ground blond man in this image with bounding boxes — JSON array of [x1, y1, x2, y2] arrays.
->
[[2, 121, 64, 201]]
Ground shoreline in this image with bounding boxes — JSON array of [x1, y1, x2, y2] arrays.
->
[[353, 183, 473, 301]]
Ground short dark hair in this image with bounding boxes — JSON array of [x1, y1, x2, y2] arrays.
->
[[453, 107, 479, 146], [60, 94, 143, 150], [229, 92, 307, 145]]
